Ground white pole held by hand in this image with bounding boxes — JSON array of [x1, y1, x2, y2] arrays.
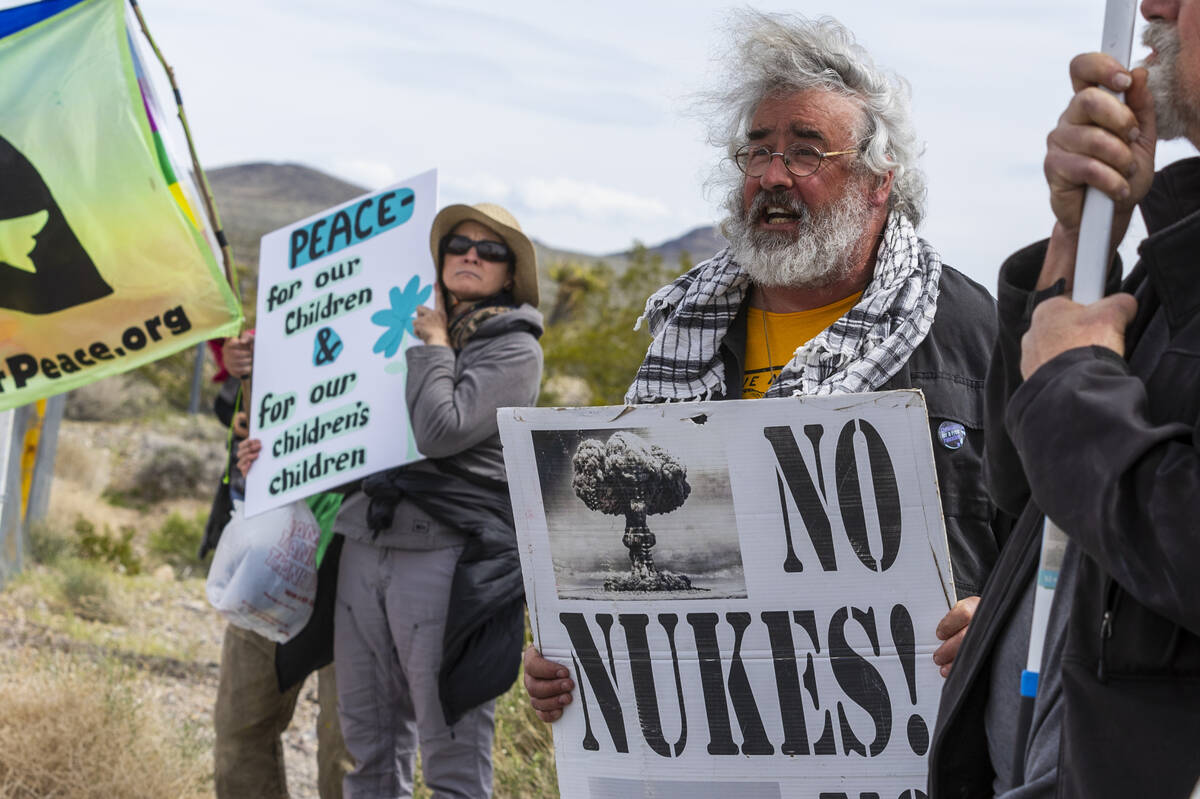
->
[[1021, 0, 1137, 713]]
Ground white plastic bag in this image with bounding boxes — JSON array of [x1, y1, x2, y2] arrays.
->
[[206, 499, 320, 643]]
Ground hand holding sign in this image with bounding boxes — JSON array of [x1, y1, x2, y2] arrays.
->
[[237, 437, 262, 478], [413, 281, 450, 347], [523, 645, 574, 722], [932, 595, 980, 677]]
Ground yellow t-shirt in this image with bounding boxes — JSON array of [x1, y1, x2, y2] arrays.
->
[[742, 291, 864, 398]]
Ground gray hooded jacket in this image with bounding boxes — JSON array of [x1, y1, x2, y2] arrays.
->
[[337, 303, 543, 547]]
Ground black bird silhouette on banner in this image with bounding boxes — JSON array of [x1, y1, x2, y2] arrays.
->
[[0, 134, 114, 314]]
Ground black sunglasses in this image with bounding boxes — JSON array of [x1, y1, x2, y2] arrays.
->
[[442, 233, 513, 263]]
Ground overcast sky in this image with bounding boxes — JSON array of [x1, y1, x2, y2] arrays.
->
[[13, 0, 1200, 289]]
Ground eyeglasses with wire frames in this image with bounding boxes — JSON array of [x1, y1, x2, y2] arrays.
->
[[733, 142, 859, 178]]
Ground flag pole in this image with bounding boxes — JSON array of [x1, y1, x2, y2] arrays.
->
[[1013, 0, 1137, 778], [125, 0, 241, 307], [125, 0, 248, 433]]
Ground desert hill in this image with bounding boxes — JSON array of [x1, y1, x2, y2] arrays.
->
[[206, 163, 370, 271], [205, 162, 724, 283]]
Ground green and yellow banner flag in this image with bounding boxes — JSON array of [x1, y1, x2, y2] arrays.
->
[[0, 0, 241, 410]]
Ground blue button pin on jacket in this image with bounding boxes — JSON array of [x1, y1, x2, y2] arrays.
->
[[938, 420, 966, 450]]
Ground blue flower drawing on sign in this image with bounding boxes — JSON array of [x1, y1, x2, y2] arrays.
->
[[371, 275, 432, 358]]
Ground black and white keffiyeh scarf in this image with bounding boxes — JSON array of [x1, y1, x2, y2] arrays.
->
[[625, 211, 942, 403]]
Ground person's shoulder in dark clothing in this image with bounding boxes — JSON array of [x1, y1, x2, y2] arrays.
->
[[899, 263, 1006, 596], [921, 264, 998, 383], [1140, 155, 1200, 233], [213, 376, 240, 429]]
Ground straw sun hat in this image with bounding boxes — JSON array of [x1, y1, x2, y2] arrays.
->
[[428, 202, 539, 308]]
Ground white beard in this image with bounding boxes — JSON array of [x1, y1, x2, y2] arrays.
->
[[723, 183, 874, 289], [1143, 21, 1198, 141]]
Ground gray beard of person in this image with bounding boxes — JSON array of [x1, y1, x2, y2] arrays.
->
[[1144, 21, 1199, 142], [723, 182, 874, 291]]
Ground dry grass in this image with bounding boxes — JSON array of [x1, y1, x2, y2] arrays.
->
[[64, 374, 167, 422], [1, 565, 559, 799], [491, 672, 559, 798], [0, 653, 209, 799]]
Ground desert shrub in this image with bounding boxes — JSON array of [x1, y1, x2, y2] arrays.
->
[[541, 375, 592, 407], [0, 657, 209, 798], [52, 435, 111, 491], [129, 444, 212, 502], [540, 245, 688, 406], [136, 345, 220, 412], [54, 558, 126, 624], [150, 511, 208, 572], [27, 521, 72, 566], [73, 518, 142, 575], [100, 487, 148, 511], [64, 374, 165, 421], [136, 339, 244, 413]]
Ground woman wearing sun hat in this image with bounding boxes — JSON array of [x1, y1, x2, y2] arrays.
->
[[328, 202, 542, 797]]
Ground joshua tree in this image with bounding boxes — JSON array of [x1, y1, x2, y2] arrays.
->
[[572, 431, 693, 591]]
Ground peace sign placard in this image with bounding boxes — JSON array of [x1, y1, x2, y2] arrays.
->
[[244, 169, 438, 516]]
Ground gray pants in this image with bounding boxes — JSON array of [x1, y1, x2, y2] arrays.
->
[[335, 537, 495, 799]]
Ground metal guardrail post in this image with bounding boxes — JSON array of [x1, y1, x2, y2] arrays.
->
[[0, 406, 33, 588], [0, 410, 14, 587], [24, 394, 64, 528]]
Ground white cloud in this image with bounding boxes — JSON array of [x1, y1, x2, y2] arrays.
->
[[441, 173, 512, 204], [515, 177, 669, 220], [331, 159, 397, 190]]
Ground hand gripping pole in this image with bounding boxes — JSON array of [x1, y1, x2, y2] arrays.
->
[[1012, 0, 1137, 782]]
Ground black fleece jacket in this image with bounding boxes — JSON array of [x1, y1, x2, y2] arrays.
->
[[930, 158, 1200, 799]]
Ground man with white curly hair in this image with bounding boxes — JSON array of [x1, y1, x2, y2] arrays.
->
[[524, 8, 1008, 730]]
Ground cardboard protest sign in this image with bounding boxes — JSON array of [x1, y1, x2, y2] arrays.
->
[[0, 0, 242, 410], [499, 391, 953, 799], [244, 169, 438, 516]]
